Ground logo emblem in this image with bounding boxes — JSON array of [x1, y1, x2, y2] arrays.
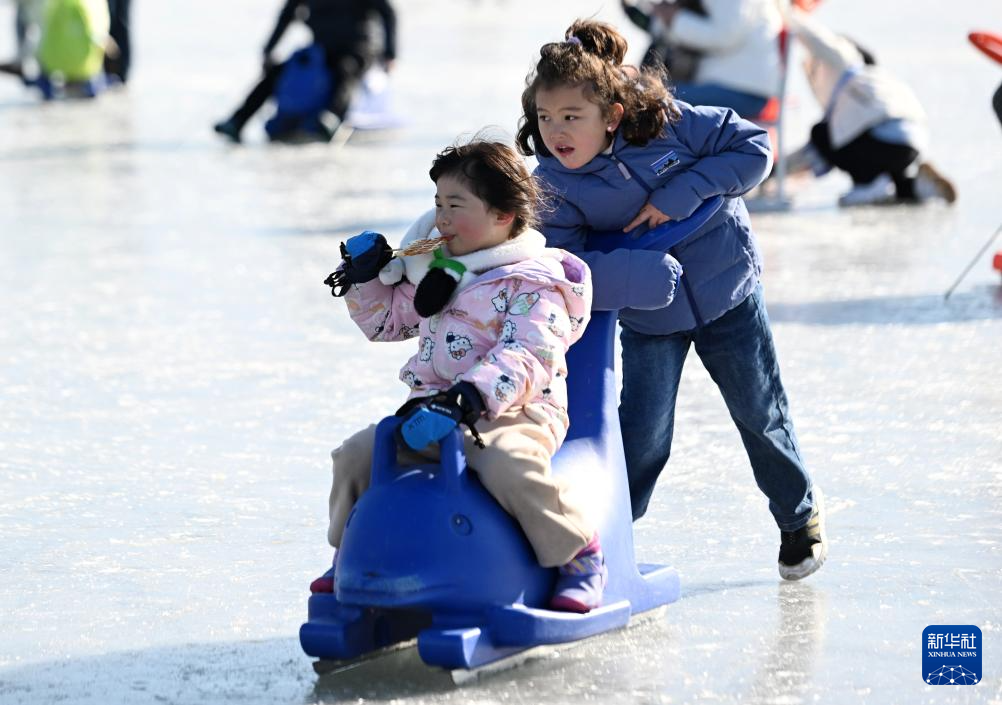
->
[[651, 150, 680, 176], [923, 625, 981, 685]]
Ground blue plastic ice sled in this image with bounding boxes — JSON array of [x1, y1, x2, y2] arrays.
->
[[264, 44, 334, 142], [300, 197, 725, 671]]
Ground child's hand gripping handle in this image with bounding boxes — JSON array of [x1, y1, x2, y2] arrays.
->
[[395, 382, 486, 451], [587, 196, 725, 254], [323, 230, 394, 297]]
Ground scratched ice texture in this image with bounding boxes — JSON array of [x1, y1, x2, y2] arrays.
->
[[0, 0, 1000, 703]]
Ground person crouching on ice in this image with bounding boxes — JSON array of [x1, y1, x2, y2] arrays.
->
[[312, 138, 605, 612]]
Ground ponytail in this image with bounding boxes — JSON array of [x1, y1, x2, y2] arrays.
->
[[564, 19, 628, 65]]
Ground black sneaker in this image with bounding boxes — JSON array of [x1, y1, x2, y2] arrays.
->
[[213, 118, 242, 143], [778, 487, 827, 580], [314, 110, 342, 142]]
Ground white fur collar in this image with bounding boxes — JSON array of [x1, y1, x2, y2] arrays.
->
[[379, 209, 547, 292]]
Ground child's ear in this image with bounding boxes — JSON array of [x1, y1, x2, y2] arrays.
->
[[494, 211, 515, 226], [607, 102, 625, 132]]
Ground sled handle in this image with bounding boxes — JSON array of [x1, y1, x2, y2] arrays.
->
[[370, 416, 469, 494], [585, 195, 725, 254], [371, 416, 404, 487], [438, 427, 470, 496]]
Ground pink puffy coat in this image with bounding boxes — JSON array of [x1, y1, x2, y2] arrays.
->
[[344, 210, 592, 446]]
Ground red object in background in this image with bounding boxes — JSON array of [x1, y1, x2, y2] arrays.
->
[[792, 0, 822, 11], [969, 32, 1002, 66], [993, 252, 1002, 275]]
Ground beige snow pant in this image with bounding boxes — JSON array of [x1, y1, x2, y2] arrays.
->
[[326, 408, 593, 567]]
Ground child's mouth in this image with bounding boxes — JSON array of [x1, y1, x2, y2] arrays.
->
[[555, 145, 574, 157]]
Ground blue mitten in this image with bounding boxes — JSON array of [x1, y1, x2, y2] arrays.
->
[[397, 402, 459, 451], [395, 382, 486, 451], [324, 231, 394, 297]]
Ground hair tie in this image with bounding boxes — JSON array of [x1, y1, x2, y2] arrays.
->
[[565, 35, 582, 47]]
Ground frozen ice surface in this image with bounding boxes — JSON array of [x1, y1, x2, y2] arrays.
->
[[1, 0, 1001, 703]]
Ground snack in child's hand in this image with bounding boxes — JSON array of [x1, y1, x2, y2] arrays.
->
[[394, 236, 450, 257]]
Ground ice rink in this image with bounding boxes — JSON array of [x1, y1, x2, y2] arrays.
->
[[1, 0, 1001, 703]]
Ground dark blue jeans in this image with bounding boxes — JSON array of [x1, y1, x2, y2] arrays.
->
[[619, 285, 814, 531]]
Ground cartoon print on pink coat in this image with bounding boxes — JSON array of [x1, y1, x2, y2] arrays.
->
[[546, 312, 566, 338], [492, 288, 509, 313], [508, 292, 540, 316], [501, 319, 525, 352], [493, 374, 517, 403], [401, 369, 424, 389], [501, 319, 517, 345], [445, 332, 474, 360], [447, 307, 494, 333], [419, 337, 435, 362]]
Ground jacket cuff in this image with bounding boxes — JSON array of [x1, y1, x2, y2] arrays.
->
[[649, 183, 705, 221], [378, 258, 405, 285]]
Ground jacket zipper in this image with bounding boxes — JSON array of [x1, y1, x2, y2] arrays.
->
[[608, 153, 706, 327], [610, 154, 653, 192]]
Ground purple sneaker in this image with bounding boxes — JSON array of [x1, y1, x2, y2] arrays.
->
[[549, 535, 607, 613]]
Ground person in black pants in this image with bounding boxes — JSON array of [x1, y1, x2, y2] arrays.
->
[[784, 8, 956, 206], [214, 0, 396, 143], [994, 82, 1002, 129], [104, 0, 132, 84], [807, 120, 926, 201]]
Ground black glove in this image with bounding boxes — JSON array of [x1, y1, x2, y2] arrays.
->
[[413, 252, 467, 317], [442, 381, 486, 429], [324, 231, 394, 297], [395, 381, 486, 450]]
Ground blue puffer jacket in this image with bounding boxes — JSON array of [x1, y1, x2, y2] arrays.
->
[[534, 101, 773, 335]]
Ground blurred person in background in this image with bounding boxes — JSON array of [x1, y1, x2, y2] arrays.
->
[[213, 0, 396, 143], [3, 0, 118, 91], [0, 0, 43, 79], [783, 8, 956, 207], [995, 82, 1002, 128], [103, 0, 130, 84], [621, 0, 783, 118], [1, 0, 114, 97]]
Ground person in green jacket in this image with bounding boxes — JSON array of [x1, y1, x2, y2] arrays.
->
[[37, 0, 110, 83]]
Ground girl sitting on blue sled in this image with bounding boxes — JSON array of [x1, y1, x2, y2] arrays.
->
[[315, 139, 608, 612]]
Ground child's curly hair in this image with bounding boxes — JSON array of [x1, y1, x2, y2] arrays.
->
[[516, 19, 681, 158], [429, 138, 540, 237]]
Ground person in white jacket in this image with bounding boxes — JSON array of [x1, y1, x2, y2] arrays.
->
[[624, 0, 784, 118], [784, 8, 956, 206], [0, 0, 44, 79]]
